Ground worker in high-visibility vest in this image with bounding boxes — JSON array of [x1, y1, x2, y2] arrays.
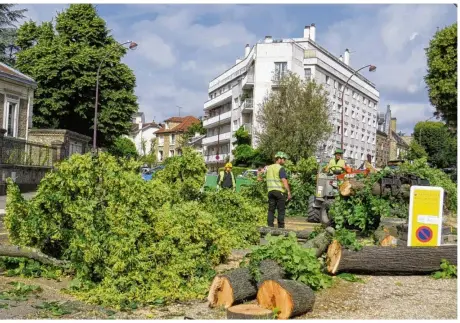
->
[[325, 148, 347, 174], [266, 152, 291, 228], [217, 162, 235, 190]]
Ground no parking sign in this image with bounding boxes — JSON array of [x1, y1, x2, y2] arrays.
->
[[407, 186, 444, 247]]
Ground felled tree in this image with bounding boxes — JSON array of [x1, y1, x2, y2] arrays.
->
[[15, 4, 138, 146], [425, 23, 457, 130], [255, 72, 332, 163]]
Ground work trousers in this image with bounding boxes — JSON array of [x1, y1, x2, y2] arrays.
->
[[267, 190, 286, 228]]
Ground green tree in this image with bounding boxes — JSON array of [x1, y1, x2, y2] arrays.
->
[[0, 4, 26, 65], [108, 137, 138, 158], [405, 140, 428, 160], [15, 4, 138, 146], [256, 72, 333, 163], [425, 23, 457, 130], [413, 121, 456, 168]]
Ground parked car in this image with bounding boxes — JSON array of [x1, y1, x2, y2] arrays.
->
[[141, 165, 165, 181]]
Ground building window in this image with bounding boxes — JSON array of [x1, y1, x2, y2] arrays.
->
[[352, 91, 357, 99], [339, 83, 344, 92], [345, 107, 348, 115], [158, 136, 164, 146], [344, 128, 348, 136], [3, 101, 18, 137], [364, 98, 368, 105], [158, 150, 164, 161], [352, 110, 355, 118], [361, 134, 365, 141], [274, 62, 288, 80], [170, 150, 174, 157], [171, 134, 176, 145], [338, 105, 342, 112], [304, 68, 312, 81], [337, 126, 341, 134], [326, 75, 330, 84], [351, 130, 354, 138], [334, 80, 338, 89]]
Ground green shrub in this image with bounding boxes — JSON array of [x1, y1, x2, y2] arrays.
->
[[108, 137, 138, 158], [5, 148, 263, 309]]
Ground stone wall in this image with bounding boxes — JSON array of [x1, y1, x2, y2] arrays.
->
[[0, 164, 51, 195], [18, 98, 28, 138]]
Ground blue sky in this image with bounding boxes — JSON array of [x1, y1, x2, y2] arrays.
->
[[19, 3, 457, 135]]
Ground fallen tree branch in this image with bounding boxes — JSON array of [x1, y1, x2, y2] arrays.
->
[[258, 227, 312, 240], [0, 245, 70, 268]]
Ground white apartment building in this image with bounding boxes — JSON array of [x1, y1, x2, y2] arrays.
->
[[202, 24, 379, 167], [126, 112, 160, 156]]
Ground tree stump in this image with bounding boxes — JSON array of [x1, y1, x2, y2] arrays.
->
[[257, 279, 315, 319], [226, 304, 272, 320], [208, 260, 285, 308], [326, 240, 457, 275]]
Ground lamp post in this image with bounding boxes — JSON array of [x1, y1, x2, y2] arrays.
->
[[93, 41, 138, 151], [340, 64, 377, 150]]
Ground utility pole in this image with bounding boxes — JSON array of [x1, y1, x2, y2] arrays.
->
[[176, 106, 183, 117]]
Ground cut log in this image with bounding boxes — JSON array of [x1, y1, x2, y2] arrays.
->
[[302, 230, 333, 257], [226, 304, 272, 320], [257, 279, 315, 319], [0, 245, 70, 267], [207, 260, 285, 308], [326, 240, 457, 275], [258, 227, 312, 240]]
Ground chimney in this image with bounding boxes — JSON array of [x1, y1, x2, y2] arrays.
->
[[244, 44, 250, 57], [264, 36, 273, 43], [344, 48, 350, 65], [339, 55, 343, 62], [390, 118, 397, 133], [310, 23, 316, 41], [303, 25, 310, 39]]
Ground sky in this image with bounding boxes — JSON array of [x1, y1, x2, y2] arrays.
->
[[17, 2, 457, 135]]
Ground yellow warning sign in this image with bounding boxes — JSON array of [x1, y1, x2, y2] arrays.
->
[[407, 186, 444, 247]]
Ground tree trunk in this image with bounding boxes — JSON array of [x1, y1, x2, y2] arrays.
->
[[258, 227, 312, 240], [257, 279, 315, 319], [302, 230, 333, 257], [226, 304, 272, 320], [207, 260, 285, 308], [326, 240, 457, 275], [0, 245, 70, 267]]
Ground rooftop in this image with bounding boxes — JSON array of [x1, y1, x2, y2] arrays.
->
[[155, 116, 200, 134], [0, 62, 37, 87]]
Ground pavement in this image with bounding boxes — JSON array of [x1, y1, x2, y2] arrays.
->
[[0, 191, 36, 214]]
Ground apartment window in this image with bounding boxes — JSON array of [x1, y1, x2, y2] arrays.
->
[[368, 118, 371, 125], [352, 91, 357, 99], [339, 83, 344, 92], [3, 100, 19, 137], [158, 136, 164, 146], [274, 62, 288, 80], [338, 105, 342, 112], [351, 110, 355, 118], [361, 134, 365, 141], [304, 68, 312, 81], [351, 130, 354, 138], [169, 150, 175, 157], [345, 107, 348, 115], [364, 98, 368, 105], [345, 87, 350, 95], [344, 128, 348, 136], [337, 126, 341, 134], [171, 134, 176, 145], [158, 150, 164, 161], [362, 115, 365, 122], [325, 75, 330, 85], [334, 80, 338, 89]]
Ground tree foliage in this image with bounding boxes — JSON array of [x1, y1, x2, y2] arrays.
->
[[256, 72, 332, 163], [405, 140, 428, 161], [14, 4, 138, 147], [0, 4, 26, 66], [5, 148, 265, 308], [108, 137, 138, 158], [425, 23, 457, 130], [413, 121, 456, 168]]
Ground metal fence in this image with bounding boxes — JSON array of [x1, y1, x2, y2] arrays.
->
[[0, 135, 56, 167]]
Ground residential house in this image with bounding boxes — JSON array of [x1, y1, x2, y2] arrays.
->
[[0, 62, 36, 139], [389, 117, 409, 160], [155, 116, 200, 162], [127, 112, 160, 155]]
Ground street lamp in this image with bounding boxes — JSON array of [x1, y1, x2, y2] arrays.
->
[[93, 41, 138, 151], [340, 64, 377, 150]]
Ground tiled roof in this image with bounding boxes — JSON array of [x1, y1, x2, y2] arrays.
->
[[130, 121, 160, 134], [0, 62, 37, 86], [391, 130, 409, 148], [155, 116, 200, 134]]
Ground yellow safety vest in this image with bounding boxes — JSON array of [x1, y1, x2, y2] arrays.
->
[[327, 158, 346, 171], [219, 171, 235, 188], [266, 164, 285, 193]]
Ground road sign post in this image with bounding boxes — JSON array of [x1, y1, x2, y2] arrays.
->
[[407, 186, 444, 247]]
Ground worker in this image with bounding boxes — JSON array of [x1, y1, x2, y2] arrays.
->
[[325, 148, 347, 174], [266, 152, 291, 229], [359, 154, 376, 173], [217, 162, 236, 190]]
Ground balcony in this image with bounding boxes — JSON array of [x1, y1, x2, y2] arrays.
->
[[271, 72, 288, 87], [241, 98, 254, 113], [203, 110, 232, 128], [202, 132, 232, 146], [205, 153, 229, 164], [204, 88, 232, 110], [242, 72, 254, 89]]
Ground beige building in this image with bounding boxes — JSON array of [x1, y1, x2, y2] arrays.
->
[[389, 118, 409, 160], [375, 129, 390, 168], [155, 116, 200, 162], [0, 62, 36, 140]]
